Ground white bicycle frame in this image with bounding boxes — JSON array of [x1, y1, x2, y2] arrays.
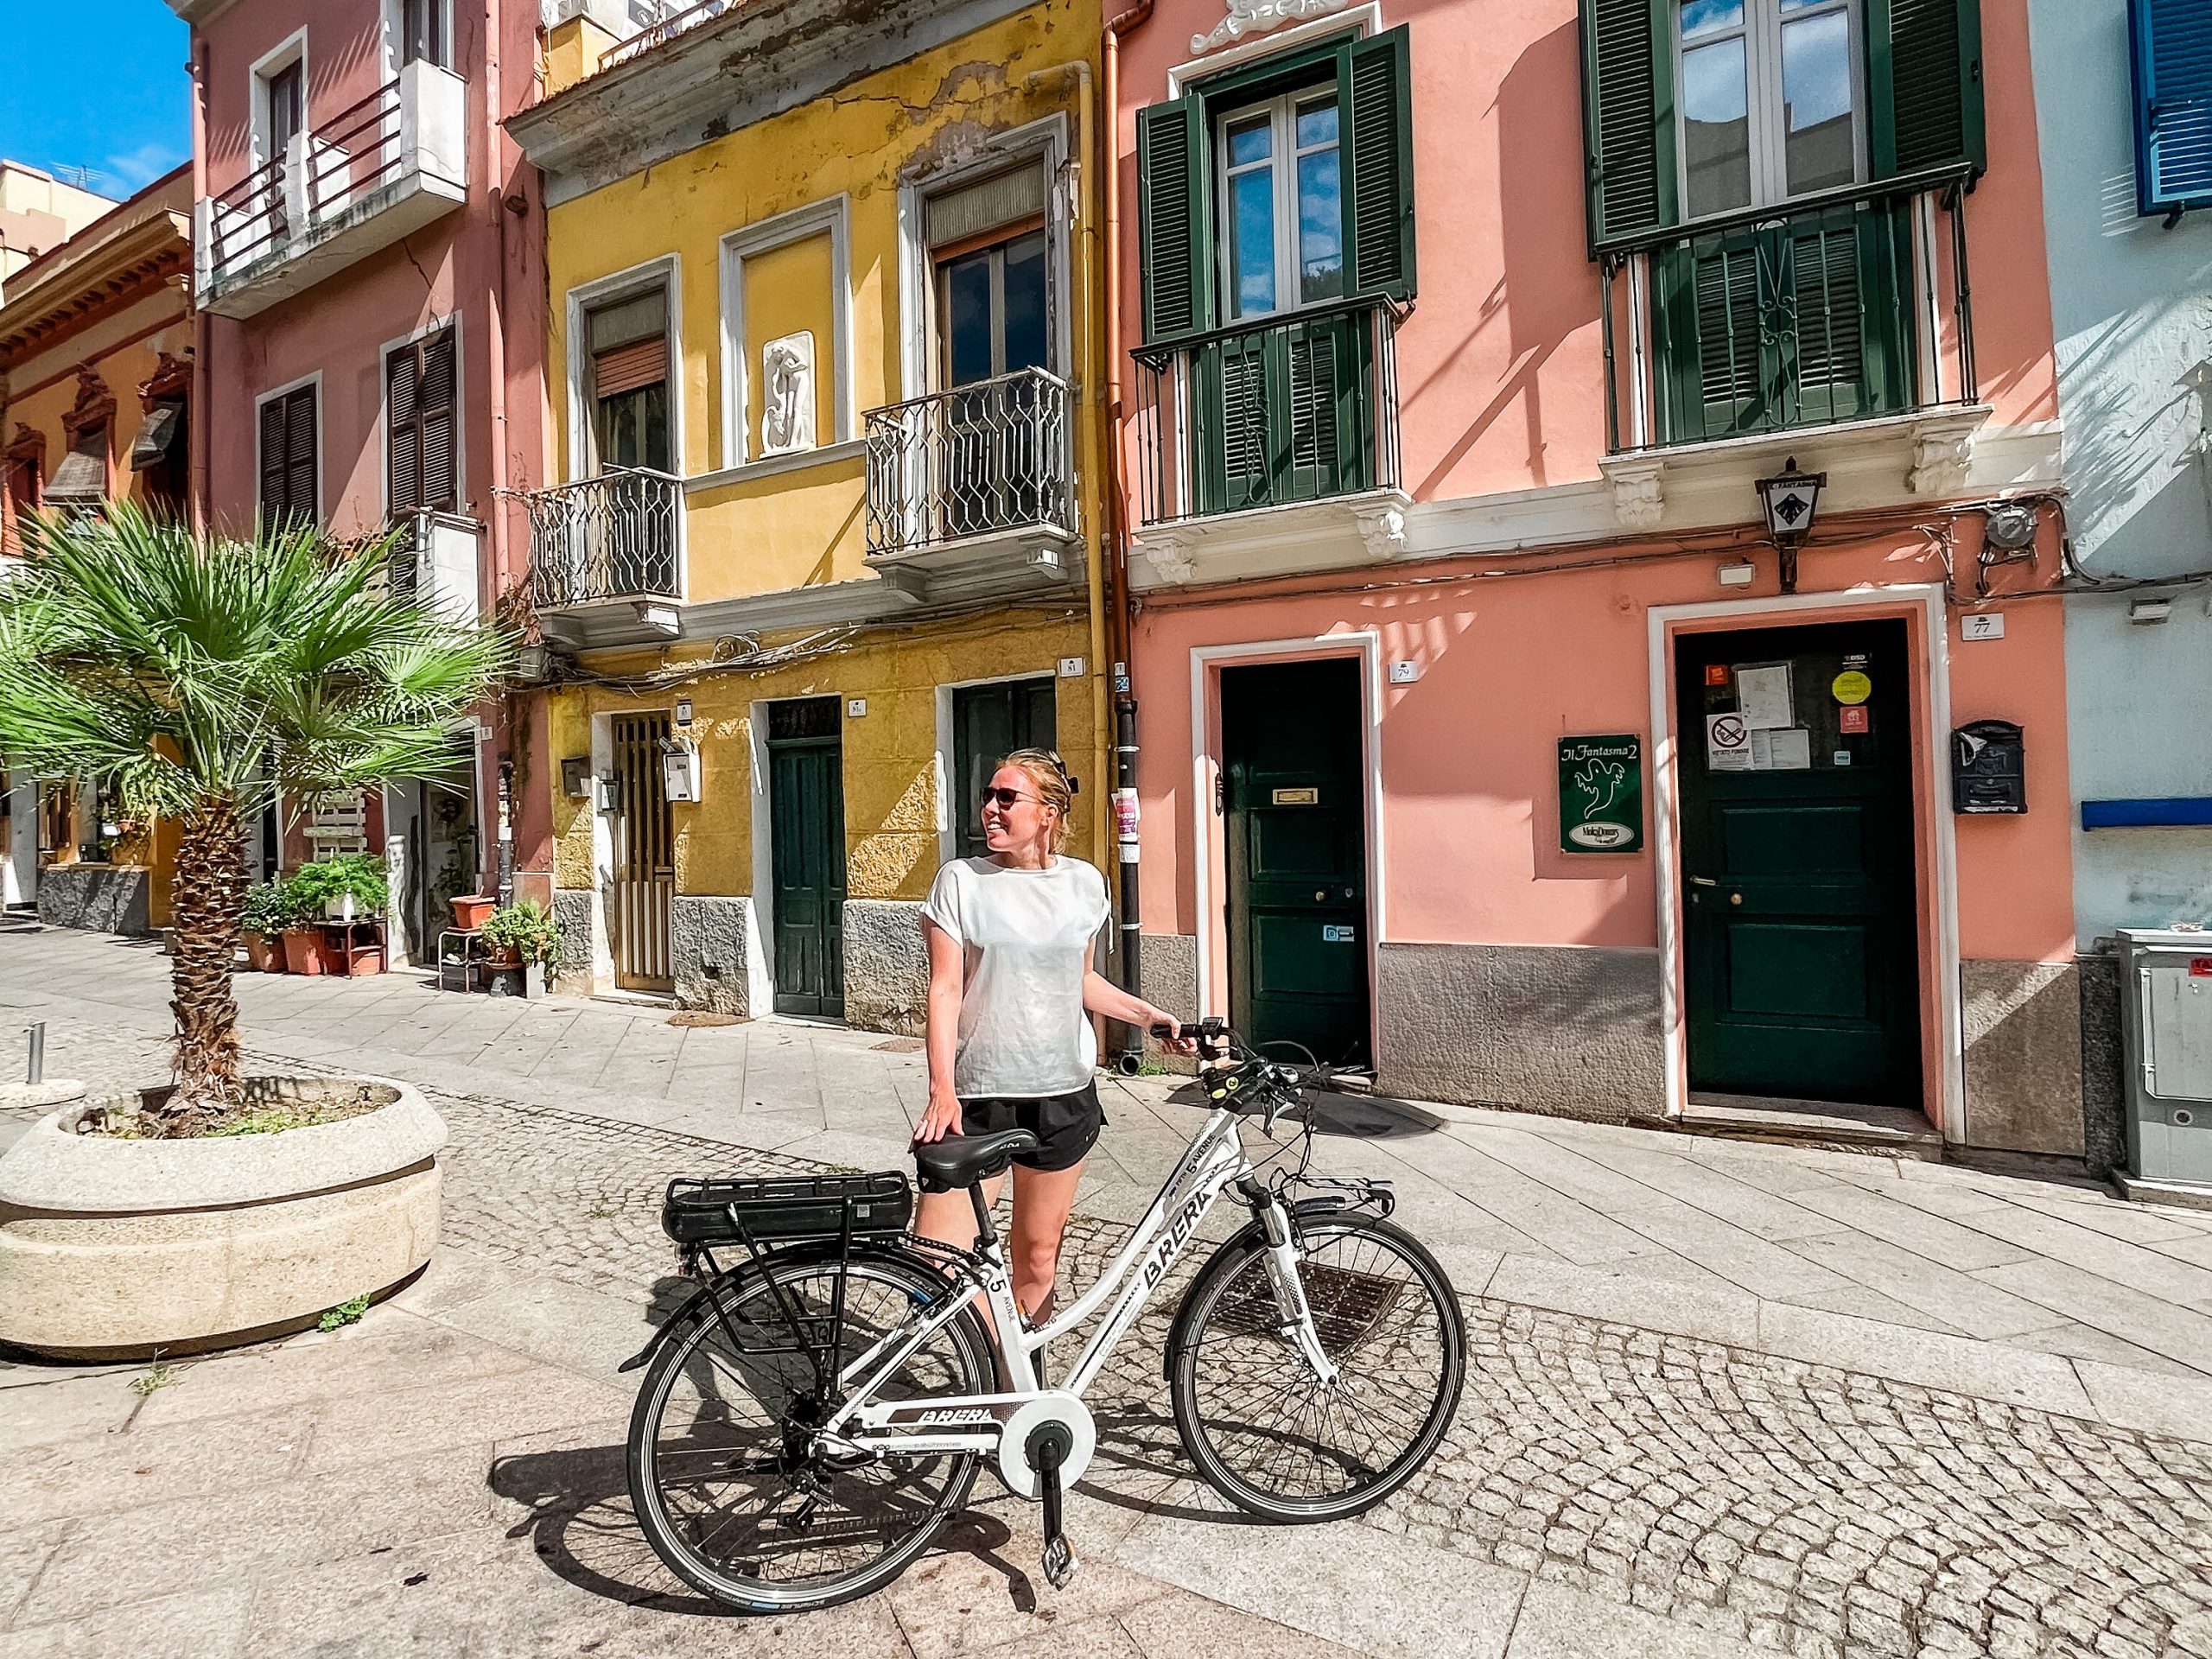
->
[[814, 1103, 1338, 1464]]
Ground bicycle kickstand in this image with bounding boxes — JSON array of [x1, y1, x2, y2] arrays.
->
[[1027, 1423, 1079, 1590]]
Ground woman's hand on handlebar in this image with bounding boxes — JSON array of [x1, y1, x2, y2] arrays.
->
[[1143, 1011, 1200, 1056], [913, 1084, 963, 1146]]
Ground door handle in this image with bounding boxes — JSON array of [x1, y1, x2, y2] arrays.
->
[[1688, 875, 1718, 887]]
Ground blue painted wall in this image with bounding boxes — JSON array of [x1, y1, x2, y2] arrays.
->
[[2028, 0, 2212, 940]]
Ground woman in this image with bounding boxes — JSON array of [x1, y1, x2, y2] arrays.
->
[[913, 747, 1191, 1331]]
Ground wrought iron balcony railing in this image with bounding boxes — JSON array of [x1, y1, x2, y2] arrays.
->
[[1600, 172, 1980, 452], [1129, 297, 1403, 526], [522, 468, 683, 609], [863, 367, 1075, 557]]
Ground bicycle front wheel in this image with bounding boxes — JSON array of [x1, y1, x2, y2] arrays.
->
[[1168, 1213, 1465, 1522], [627, 1248, 991, 1614]]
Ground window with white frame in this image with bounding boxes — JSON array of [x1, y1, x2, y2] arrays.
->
[[1217, 83, 1345, 321], [1678, 0, 1861, 218]]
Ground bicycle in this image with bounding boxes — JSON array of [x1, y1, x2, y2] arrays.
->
[[619, 1019, 1467, 1614]]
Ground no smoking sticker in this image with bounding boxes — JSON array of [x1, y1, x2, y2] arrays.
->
[[1707, 712, 1752, 772]]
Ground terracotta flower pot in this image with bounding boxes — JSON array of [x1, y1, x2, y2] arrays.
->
[[481, 945, 522, 972], [244, 932, 285, 973], [281, 928, 327, 976], [450, 895, 495, 931]]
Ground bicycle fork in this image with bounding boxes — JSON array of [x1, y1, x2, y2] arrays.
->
[[1249, 1188, 1342, 1388]]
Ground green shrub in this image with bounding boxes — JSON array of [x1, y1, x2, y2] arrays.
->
[[238, 880, 301, 938], [289, 852, 388, 917], [481, 899, 562, 965]]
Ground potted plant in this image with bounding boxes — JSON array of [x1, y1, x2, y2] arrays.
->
[[0, 505, 507, 1357], [480, 899, 562, 996], [291, 851, 388, 924], [450, 893, 496, 931], [239, 880, 296, 972]]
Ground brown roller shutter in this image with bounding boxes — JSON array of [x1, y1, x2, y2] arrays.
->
[[591, 337, 665, 399]]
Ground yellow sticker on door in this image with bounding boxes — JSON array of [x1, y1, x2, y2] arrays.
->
[[1831, 670, 1872, 705]]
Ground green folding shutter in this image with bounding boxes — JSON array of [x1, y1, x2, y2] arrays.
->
[[1866, 0, 1986, 178], [1581, 0, 1676, 248], [1341, 26, 1416, 301], [1138, 97, 1211, 344]]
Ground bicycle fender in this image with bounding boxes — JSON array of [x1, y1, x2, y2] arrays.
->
[[1159, 1196, 1370, 1380], [615, 1237, 960, 1376]]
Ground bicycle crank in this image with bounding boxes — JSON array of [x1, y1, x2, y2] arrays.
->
[[998, 1392, 1096, 1591]]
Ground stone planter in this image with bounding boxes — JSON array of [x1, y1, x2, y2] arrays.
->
[[0, 1077, 446, 1360]]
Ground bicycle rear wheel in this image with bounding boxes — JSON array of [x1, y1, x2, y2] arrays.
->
[[1167, 1213, 1465, 1522], [627, 1248, 991, 1614]]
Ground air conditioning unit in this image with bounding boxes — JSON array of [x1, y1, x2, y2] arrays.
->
[[2116, 926, 2212, 1199], [391, 512, 485, 621]]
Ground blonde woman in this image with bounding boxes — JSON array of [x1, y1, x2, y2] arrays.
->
[[913, 748, 1191, 1328]]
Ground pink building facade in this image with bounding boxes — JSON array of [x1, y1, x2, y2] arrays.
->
[[171, 0, 551, 960], [1116, 0, 2085, 1158]]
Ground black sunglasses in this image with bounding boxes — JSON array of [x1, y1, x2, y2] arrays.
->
[[979, 785, 1043, 809]]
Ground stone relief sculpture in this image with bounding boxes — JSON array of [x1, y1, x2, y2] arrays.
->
[[1192, 0, 1350, 54], [760, 330, 816, 456]]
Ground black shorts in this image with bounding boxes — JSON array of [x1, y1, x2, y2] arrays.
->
[[957, 1084, 1105, 1173]]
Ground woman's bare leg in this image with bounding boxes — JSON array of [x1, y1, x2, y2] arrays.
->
[[1008, 1160, 1085, 1323], [913, 1175, 1005, 1252]]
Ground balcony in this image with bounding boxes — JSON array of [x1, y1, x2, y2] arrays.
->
[[862, 368, 1078, 601], [1595, 175, 1993, 527], [1126, 299, 1408, 588], [196, 60, 466, 320], [521, 469, 683, 640]]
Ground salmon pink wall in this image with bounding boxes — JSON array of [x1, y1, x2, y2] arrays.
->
[[1112, 0, 2057, 505], [1133, 528, 2076, 966]]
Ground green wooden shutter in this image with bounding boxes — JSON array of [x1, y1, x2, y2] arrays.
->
[[1341, 26, 1416, 301], [1866, 0, 1986, 178], [1581, 0, 1676, 248], [1138, 97, 1211, 344]]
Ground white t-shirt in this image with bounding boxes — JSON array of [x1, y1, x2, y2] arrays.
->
[[920, 855, 1110, 1098]]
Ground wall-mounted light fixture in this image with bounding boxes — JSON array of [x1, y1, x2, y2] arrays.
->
[[1755, 456, 1826, 594]]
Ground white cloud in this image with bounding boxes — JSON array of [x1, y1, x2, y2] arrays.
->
[[105, 141, 187, 192]]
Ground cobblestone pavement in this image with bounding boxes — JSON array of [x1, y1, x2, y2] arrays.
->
[[10, 968, 2212, 1656], [416, 1081, 2212, 1659]]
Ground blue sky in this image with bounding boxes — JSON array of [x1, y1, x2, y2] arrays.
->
[[1, 2, 191, 200]]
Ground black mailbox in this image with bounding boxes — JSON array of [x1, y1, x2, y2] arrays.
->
[[1952, 720, 2025, 814]]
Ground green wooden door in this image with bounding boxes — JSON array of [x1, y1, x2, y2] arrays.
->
[[767, 697, 846, 1019], [1675, 621, 1922, 1108], [1223, 658, 1369, 1066], [952, 678, 1056, 862]]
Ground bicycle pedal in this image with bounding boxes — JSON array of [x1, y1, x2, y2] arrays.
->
[[1041, 1533, 1079, 1589]]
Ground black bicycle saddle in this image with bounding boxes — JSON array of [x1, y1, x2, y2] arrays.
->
[[913, 1128, 1040, 1192]]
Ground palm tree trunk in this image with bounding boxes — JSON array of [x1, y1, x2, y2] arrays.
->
[[165, 797, 247, 1132]]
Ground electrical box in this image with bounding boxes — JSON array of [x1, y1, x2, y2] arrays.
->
[[2118, 928, 2212, 1189], [660, 739, 701, 804], [1951, 720, 2024, 814], [561, 758, 590, 799]]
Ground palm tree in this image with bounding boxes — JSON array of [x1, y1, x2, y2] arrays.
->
[[0, 505, 509, 1135]]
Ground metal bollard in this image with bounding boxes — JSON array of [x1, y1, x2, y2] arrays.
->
[[27, 1021, 43, 1084]]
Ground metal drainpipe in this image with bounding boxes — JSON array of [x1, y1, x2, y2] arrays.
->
[[1104, 0, 1153, 1070], [484, 0, 517, 902], [188, 33, 212, 535]]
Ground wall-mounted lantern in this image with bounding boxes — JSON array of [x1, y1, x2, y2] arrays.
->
[[1755, 456, 1826, 594]]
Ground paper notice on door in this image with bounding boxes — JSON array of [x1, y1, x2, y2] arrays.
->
[[1747, 728, 1812, 770], [1707, 712, 1752, 771], [1735, 664, 1796, 730]]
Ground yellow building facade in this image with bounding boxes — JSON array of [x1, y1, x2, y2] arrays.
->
[[0, 168, 194, 930], [512, 0, 1109, 1027]]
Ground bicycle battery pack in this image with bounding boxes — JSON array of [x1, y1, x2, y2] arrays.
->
[[659, 1171, 913, 1247]]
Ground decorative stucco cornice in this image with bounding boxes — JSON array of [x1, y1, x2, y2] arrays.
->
[[1191, 0, 1351, 55], [509, 0, 1050, 206]]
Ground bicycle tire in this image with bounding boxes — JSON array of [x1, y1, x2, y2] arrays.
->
[[626, 1244, 992, 1614], [1167, 1212, 1465, 1522]]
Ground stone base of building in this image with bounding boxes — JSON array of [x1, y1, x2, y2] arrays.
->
[[842, 899, 927, 1035], [671, 894, 762, 1016], [35, 866, 152, 937], [1961, 959, 2088, 1159], [1376, 943, 1669, 1125], [551, 887, 596, 992]]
